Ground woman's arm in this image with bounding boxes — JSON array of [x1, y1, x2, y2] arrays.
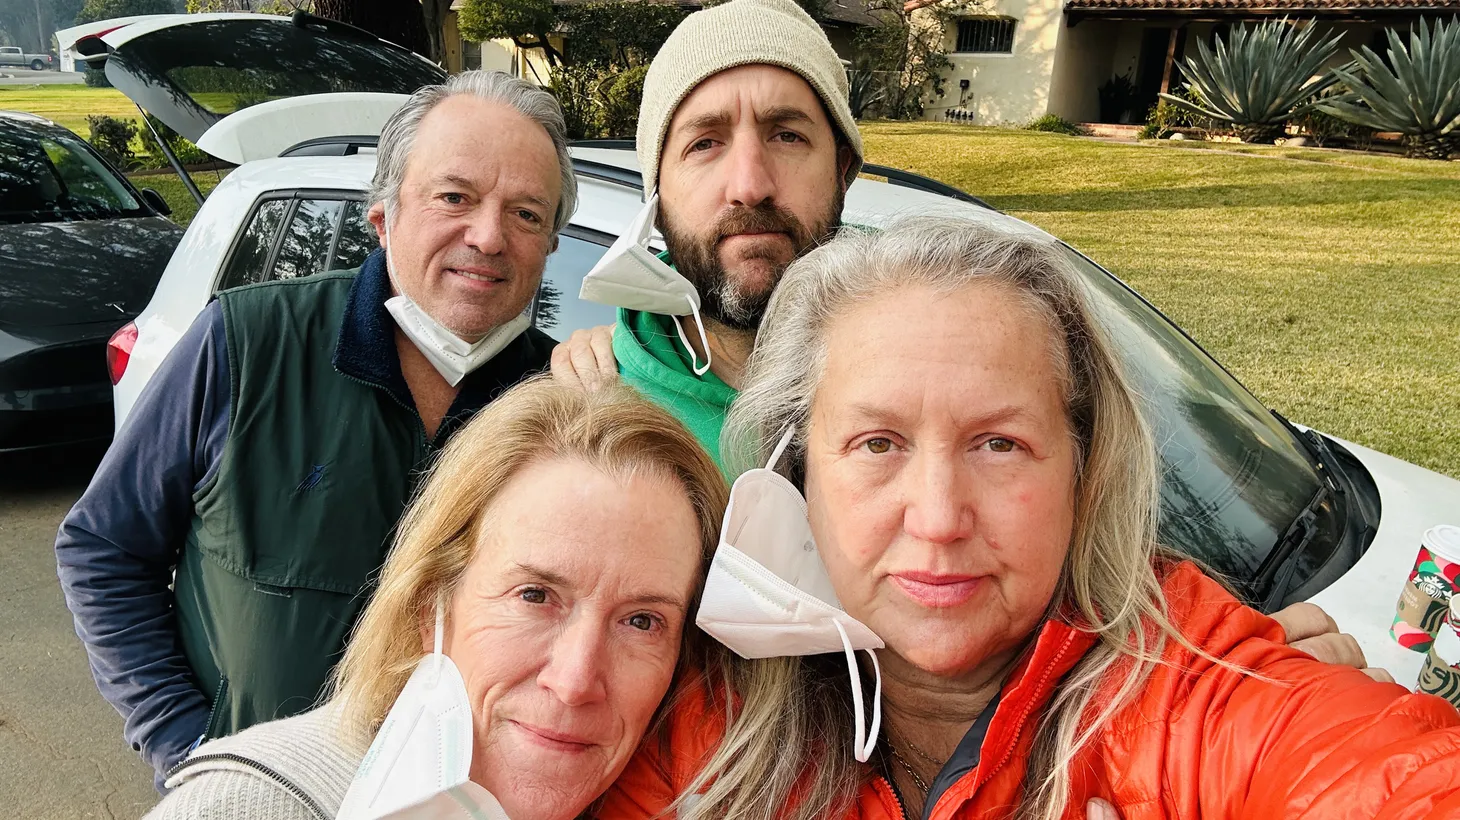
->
[[1141, 565, 1460, 819]]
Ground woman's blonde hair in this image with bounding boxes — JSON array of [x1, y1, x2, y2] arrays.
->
[[684, 215, 1193, 820], [331, 376, 729, 733]]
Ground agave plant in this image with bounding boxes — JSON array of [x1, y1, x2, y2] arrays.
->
[[1160, 20, 1343, 143], [1316, 18, 1460, 160]]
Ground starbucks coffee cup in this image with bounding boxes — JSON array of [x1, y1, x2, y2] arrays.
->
[[1391, 525, 1460, 652], [1417, 599, 1460, 706]]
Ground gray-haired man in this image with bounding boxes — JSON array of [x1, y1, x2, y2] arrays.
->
[[55, 71, 572, 785]]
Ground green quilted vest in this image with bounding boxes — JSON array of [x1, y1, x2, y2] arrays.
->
[[172, 269, 548, 742]]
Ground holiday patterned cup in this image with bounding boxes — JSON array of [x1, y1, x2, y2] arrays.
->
[[1392, 525, 1460, 652], [1417, 601, 1460, 708]]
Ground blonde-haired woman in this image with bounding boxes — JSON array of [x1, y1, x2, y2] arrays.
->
[[599, 216, 1460, 820], [146, 378, 728, 820]]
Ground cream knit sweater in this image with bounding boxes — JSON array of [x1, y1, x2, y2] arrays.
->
[[142, 703, 371, 820]]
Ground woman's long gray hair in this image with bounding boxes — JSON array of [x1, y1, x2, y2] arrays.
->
[[677, 214, 1196, 820]]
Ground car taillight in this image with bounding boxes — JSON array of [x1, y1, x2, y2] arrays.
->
[[107, 322, 138, 385]]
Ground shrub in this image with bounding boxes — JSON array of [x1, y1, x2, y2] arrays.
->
[[1139, 86, 1213, 139], [1097, 71, 1137, 123], [547, 63, 651, 140], [87, 115, 138, 170], [1025, 114, 1089, 136], [1317, 19, 1460, 160], [83, 68, 111, 88], [1294, 87, 1372, 149], [138, 114, 213, 167], [1161, 19, 1343, 143], [600, 64, 648, 138], [848, 62, 887, 121], [547, 64, 603, 140]]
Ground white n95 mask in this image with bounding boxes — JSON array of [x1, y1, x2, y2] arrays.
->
[[696, 427, 884, 762], [579, 194, 713, 375], [337, 598, 512, 820], [381, 215, 530, 387]]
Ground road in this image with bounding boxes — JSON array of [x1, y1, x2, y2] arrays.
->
[[0, 446, 158, 819], [0, 70, 86, 86]]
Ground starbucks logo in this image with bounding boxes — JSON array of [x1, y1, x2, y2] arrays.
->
[[1420, 659, 1460, 704], [1418, 573, 1453, 600]]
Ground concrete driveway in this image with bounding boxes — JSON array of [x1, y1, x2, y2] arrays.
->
[[0, 71, 86, 86], [0, 446, 158, 819]]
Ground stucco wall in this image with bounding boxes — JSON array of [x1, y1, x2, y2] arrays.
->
[[921, 0, 1065, 124], [1046, 20, 1118, 122], [482, 39, 517, 74]]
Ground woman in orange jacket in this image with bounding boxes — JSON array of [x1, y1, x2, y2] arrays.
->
[[597, 216, 1460, 820]]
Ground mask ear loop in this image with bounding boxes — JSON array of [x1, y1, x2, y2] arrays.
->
[[671, 296, 712, 376], [766, 425, 796, 471], [834, 619, 883, 763]]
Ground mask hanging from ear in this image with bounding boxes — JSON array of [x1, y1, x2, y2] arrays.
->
[[381, 213, 530, 387], [578, 193, 713, 376], [336, 597, 512, 820], [695, 427, 885, 762]]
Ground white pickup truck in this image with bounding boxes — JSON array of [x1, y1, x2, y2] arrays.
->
[[0, 46, 53, 70]]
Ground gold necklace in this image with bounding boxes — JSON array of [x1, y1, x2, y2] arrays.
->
[[900, 736, 943, 766], [887, 743, 931, 795]]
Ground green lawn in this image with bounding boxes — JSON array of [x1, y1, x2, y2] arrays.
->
[[128, 171, 227, 227], [861, 123, 1460, 479], [0, 83, 139, 135]]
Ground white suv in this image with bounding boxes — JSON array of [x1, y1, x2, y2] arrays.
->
[[74, 12, 1460, 691]]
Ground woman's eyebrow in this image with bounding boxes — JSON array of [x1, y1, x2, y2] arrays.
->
[[510, 563, 688, 611], [509, 562, 572, 587], [628, 592, 689, 612]]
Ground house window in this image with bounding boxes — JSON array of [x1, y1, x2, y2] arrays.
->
[[956, 18, 1016, 53]]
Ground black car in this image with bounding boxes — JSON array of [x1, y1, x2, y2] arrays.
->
[[0, 111, 183, 452]]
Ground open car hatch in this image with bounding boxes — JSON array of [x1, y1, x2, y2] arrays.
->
[[60, 12, 446, 144], [196, 92, 408, 164]]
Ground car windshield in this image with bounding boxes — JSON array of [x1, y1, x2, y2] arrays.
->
[[0, 124, 145, 224], [105, 17, 448, 142], [1066, 245, 1333, 589]]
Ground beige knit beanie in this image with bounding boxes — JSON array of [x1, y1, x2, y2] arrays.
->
[[636, 0, 863, 197]]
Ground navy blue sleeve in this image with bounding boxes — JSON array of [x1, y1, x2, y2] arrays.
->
[[55, 299, 230, 781]]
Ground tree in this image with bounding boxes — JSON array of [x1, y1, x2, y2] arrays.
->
[[185, 0, 312, 12], [312, 0, 439, 61], [852, 0, 975, 120], [75, 0, 176, 25], [457, 0, 685, 69], [1, 0, 86, 53], [457, 0, 563, 67]]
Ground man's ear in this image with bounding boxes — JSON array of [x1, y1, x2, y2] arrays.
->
[[837, 145, 856, 192], [367, 202, 388, 248]]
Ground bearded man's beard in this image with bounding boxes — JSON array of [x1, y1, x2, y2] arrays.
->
[[659, 191, 843, 331]]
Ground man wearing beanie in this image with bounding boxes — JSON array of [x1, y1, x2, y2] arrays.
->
[[553, 0, 858, 467]]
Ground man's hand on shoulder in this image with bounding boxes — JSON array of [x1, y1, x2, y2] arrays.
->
[[1272, 602, 1396, 684], [551, 325, 618, 391]]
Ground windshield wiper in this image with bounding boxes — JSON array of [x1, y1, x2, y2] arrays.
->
[[1256, 484, 1329, 611], [1256, 411, 1354, 610]]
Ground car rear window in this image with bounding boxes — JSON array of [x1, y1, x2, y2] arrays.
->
[[105, 17, 447, 141]]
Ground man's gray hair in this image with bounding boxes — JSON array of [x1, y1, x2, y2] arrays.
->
[[370, 70, 578, 235]]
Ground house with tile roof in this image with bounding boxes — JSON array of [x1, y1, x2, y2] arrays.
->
[[917, 0, 1459, 125]]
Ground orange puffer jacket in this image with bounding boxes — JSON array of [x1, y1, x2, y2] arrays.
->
[[599, 562, 1460, 819]]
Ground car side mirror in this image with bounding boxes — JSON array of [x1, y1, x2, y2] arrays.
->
[[141, 188, 172, 216]]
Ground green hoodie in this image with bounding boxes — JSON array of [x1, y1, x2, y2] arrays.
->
[[614, 307, 737, 470]]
